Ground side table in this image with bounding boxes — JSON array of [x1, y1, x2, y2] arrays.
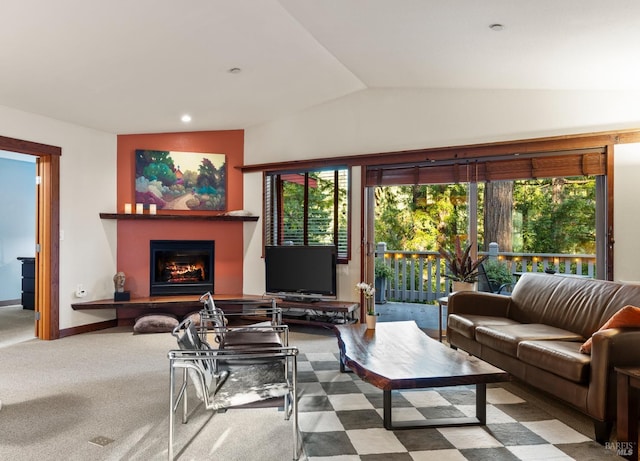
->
[[436, 296, 448, 342], [616, 366, 640, 460]]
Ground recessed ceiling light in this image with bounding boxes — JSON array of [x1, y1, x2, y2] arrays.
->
[[228, 67, 242, 74], [181, 114, 192, 123], [489, 24, 505, 31]]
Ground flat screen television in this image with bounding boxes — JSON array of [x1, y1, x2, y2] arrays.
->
[[265, 245, 337, 301]]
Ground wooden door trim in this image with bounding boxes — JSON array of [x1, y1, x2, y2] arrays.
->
[[1, 135, 60, 340]]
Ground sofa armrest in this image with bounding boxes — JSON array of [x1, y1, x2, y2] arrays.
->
[[587, 328, 640, 420], [448, 291, 511, 317]]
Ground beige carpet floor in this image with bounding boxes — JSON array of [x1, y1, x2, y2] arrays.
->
[[0, 325, 335, 460], [0, 304, 35, 349], [0, 321, 624, 460]]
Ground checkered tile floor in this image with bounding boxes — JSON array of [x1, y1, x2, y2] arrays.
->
[[297, 352, 622, 460]]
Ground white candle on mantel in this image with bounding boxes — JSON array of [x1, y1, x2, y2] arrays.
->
[[124, 203, 132, 214], [149, 204, 157, 215], [135, 203, 144, 214]]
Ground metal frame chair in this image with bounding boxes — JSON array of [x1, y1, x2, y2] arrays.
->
[[198, 292, 288, 348], [199, 292, 282, 325], [477, 263, 513, 294], [168, 318, 300, 460]]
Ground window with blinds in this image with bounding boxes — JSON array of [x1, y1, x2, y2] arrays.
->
[[264, 167, 350, 261], [364, 146, 608, 278], [364, 149, 606, 186]]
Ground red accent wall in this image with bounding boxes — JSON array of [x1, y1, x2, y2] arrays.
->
[[116, 130, 245, 297]]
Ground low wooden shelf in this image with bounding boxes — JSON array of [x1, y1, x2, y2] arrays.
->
[[73, 295, 358, 328], [72, 294, 274, 326], [99, 213, 258, 222]]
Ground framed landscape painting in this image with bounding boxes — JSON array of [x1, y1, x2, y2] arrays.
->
[[135, 149, 227, 211]]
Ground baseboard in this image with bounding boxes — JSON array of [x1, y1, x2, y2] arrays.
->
[[0, 299, 21, 307], [59, 319, 118, 338]]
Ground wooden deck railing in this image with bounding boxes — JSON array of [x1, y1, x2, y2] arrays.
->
[[375, 243, 596, 304]]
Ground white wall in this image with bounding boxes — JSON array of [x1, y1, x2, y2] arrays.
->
[[244, 88, 640, 299], [0, 104, 117, 329], [246, 88, 640, 161], [614, 143, 640, 282]]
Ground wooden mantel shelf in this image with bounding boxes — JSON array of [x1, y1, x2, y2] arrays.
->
[[99, 213, 258, 222]]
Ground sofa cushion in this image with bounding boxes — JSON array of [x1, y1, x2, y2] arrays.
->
[[447, 314, 520, 339], [475, 323, 584, 357], [518, 340, 591, 383], [579, 305, 640, 354], [510, 273, 640, 340]]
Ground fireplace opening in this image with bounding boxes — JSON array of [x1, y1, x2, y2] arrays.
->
[[150, 240, 214, 296]]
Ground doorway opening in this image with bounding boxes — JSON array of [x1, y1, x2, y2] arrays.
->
[[0, 151, 37, 345], [0, 135, 60, 340]]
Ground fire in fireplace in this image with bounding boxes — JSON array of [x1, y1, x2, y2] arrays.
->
[[150, 240, 214, 296]]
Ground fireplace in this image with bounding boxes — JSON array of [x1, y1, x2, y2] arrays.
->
[[150, 240, 214, 296]]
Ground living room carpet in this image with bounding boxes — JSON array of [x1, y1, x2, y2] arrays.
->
[[297, 351, 622, 461], [0, 324, 626, 460]]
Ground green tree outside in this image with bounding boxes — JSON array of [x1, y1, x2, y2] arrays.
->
[[374, 176, 595, 255]]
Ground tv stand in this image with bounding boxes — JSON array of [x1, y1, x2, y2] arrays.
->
[[277, 299, 358, 328], [282, 296, 321, 303]]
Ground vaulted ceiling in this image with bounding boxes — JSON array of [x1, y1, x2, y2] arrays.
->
[[2, 0, 639, 134]]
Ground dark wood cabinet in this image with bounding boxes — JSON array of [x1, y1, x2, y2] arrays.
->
[[17, 257, 35, 310]]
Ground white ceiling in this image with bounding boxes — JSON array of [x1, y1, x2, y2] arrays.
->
[[2, 0, 639, 134]]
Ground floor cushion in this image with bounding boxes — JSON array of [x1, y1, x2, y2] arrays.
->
[[183, 311, 202, 327], [133, 314, 179, 334]]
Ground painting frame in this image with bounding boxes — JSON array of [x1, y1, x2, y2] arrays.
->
[[135, 149, 227, 212]]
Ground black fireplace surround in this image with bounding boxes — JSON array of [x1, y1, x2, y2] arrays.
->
[[150, 240, 214, 296]]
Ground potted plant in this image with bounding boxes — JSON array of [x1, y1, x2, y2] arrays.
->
[[356, 281, 377, 329], [438, 236, 488, 292], [374, 259, 393, 304], [482, 259, 514, 293]]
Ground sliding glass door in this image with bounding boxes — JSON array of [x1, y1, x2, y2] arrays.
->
[[364, 148, 610, 301]]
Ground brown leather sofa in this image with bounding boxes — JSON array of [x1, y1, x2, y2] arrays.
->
[[447, 272, 640, 442]]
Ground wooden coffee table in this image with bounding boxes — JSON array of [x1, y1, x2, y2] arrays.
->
[[333, 320, 509, 430]]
